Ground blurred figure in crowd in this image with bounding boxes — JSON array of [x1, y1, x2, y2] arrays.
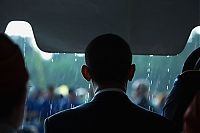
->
[[0, 33, 29, 132], [39, 85, 63, 133], [152, 92, 168, 115], [62, 89, 81, 110], [131, 79, 153, 111], [25, 89, 43, 122], [41, 86, 62, 118], [24, 89, 43, 133]]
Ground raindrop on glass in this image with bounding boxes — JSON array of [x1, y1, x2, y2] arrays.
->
[[23, 38, 26, 57], [149, 106, 151, 111], [50, 103, 53, 115], [151, 94, 154, 99], [51, 59, 54, 62]]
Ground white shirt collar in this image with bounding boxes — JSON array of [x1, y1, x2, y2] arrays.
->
[[95, 88, 126, 97]]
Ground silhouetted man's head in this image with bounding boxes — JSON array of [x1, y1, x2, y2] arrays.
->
[[82, 34, 135, 87], [0, 33, 29, 128]]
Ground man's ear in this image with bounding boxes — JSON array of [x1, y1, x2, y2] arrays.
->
[[81, 65, 92, 81], [128, 64, 135, 81]]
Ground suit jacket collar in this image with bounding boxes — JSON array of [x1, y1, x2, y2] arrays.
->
[[91, 88, 129, 103], [95, 88, 126, 96]]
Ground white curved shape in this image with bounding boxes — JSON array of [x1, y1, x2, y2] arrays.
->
[[5, 21, 53, 60]]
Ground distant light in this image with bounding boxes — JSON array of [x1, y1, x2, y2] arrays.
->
[[149, 55, 153, 57], [55, 85, 69, 96], [75, 53, 85, 57], [5, 21, 53, 61]]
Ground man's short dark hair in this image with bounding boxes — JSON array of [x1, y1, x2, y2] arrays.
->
[[85, 33, 132, 84]]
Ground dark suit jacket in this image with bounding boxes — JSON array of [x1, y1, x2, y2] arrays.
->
[[163, 71, 200, 132], [45, 90, 177, 133]]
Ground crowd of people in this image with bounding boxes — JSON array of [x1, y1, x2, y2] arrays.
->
[[130, 79, 168, 115], [0, 33, 199, 133], [23, 86, 91, 133]]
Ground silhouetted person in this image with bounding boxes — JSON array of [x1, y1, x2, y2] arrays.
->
[[45, 34, 177, 133], [0, 33, 29, 132], [163, 48, 200, 132]]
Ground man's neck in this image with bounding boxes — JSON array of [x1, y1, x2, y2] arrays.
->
[[92, 81, 127, 94]]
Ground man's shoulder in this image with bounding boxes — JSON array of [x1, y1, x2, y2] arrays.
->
[[46, 103, 90, 123], [137, 106, 171, 124], [44, 103, 92, 132], [130, 105, 177, 132]]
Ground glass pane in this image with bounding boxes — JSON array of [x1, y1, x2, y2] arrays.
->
[[5, 21, 200, 133]]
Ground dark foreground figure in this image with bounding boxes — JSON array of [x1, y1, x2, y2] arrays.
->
[[45, 34, 177, 133]]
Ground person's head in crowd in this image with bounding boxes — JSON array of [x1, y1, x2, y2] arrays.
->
[[163, 47, 200, 132], [81, 33, 135, 93], [131, 79, 149, 101], [68, 89, 77, 101], [0, 33, 29, 130], [135, 83, 149, 98], [47, 85, 55, 99]]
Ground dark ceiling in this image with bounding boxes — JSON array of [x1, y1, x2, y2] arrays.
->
[[0, 0, 199, 55]]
